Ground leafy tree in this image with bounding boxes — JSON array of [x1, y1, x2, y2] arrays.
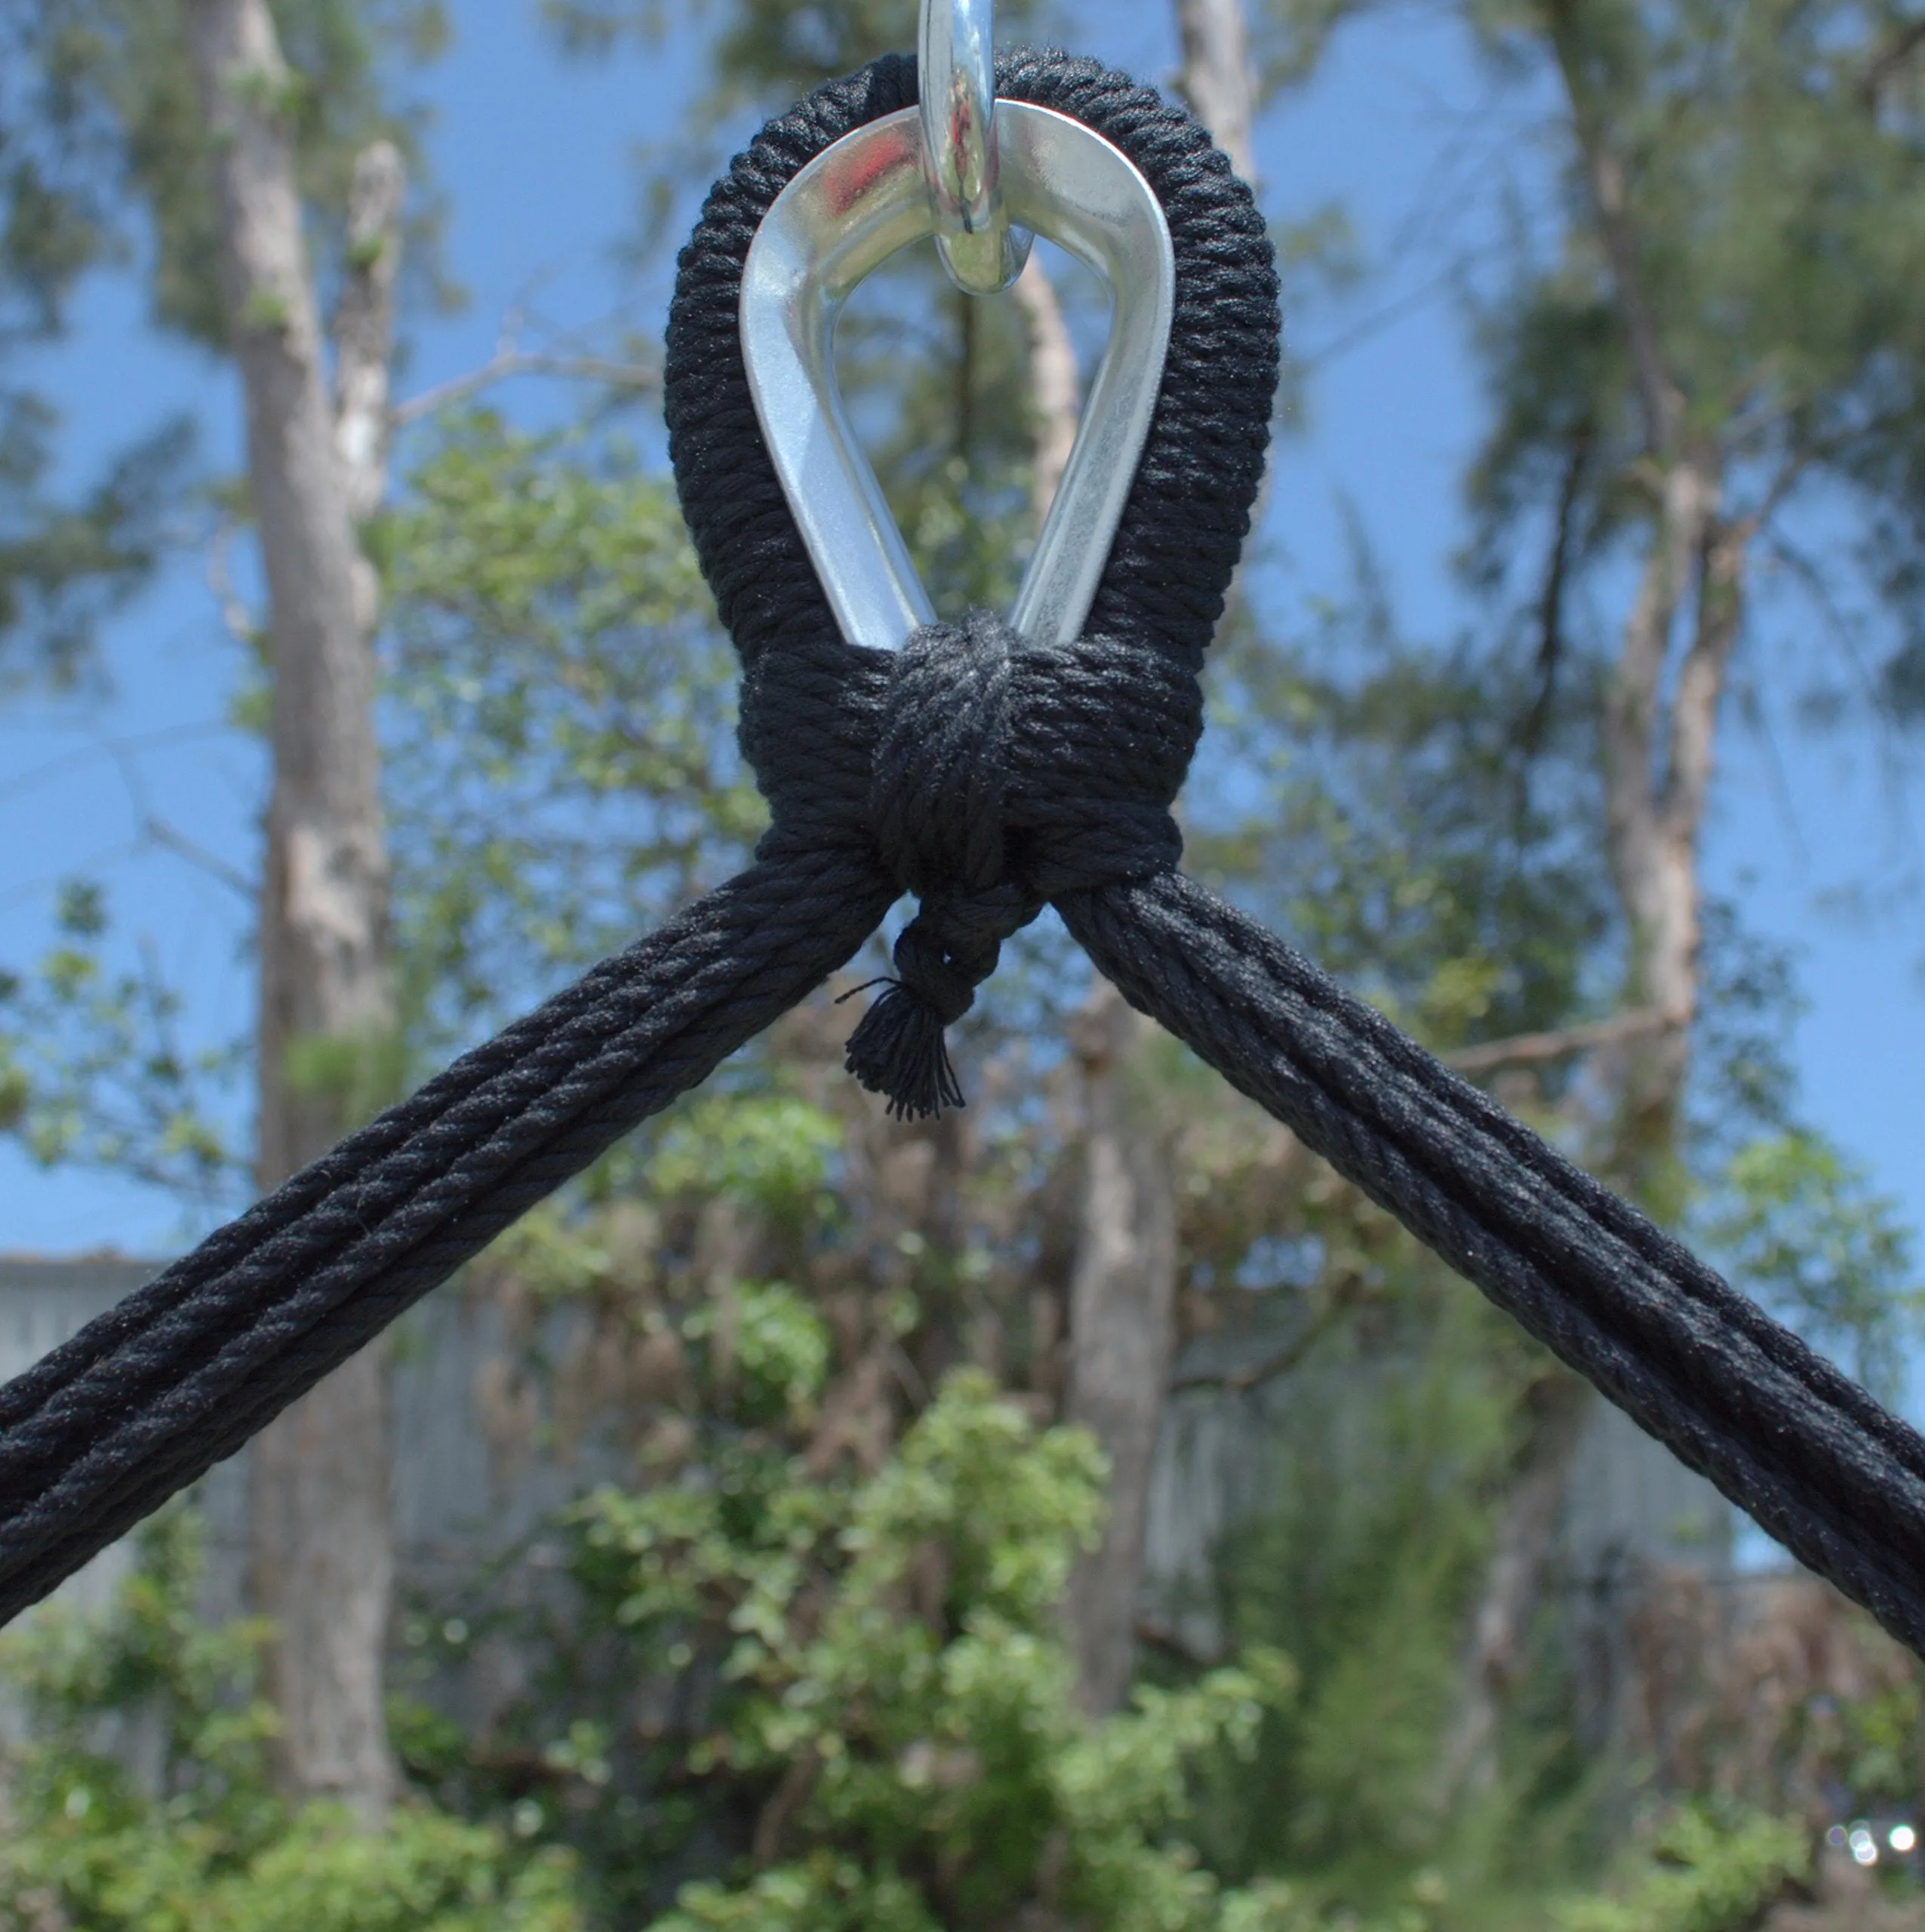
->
[[0, 0, 446, 681], [6, 2, 1925, 1924], [571, 1370, 1298, 1932], [1702, 1128, 1924, 1407], [0, 1511, 583, 1932], [1550, 1806, 1809, 1932], [0, 880, 246, 1211], [378, 413, 756, 1041]]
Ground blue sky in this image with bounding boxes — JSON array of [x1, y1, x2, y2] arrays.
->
[[2, 0, 1920, 1396]]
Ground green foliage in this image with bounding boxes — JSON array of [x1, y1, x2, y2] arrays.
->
[[0, 0, 441, 678], [1702, 1128, 1924, 1404], [0, 878, 246, 1206], [653, 1096, 839, 1203], [0, 392, 195, 684], [566, 1371, 1296, 1932], [0, 1509, 581, 1932], [1549, 1805, 1809, 1932], [0, 1804, 586, 1932], [1835, 1675, 1925, 1807], [281, 1020, 411, 1133], [1188, 1285, 1554, 1906], [8, 0, 447, 348], [1195, 531, 1614, 1060], [652, 1095, 842, 1223], [1440, 0, 1925, 719], [1, 1509, 281, 1810], [540, 0, 1047, 113], [683, 1280, 832, 1423], [381, 412, 756, 1035]]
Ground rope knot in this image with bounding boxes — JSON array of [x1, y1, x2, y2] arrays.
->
[[841, 608, 1203, 1118], [848, 613, 1035, 1116]]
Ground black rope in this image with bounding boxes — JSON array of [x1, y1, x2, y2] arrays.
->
[[1062, 876, 1925, 1660], [2, 49, 1922, 1676], [0, 853, 893, 1621]]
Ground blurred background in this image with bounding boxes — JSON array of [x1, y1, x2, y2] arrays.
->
[[3, 0, 1925, 1924]]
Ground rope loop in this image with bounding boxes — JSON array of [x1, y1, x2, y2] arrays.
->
[[672, 43, 1279, 1114]]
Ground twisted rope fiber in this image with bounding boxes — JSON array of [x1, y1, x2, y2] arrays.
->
[[0, 852, 894, 1620], [1062, 878, 1925, 1658], [0, 45, 1920, 1684]]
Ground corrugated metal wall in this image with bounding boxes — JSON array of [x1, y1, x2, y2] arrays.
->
[[2, 1257, 1737, 1729]]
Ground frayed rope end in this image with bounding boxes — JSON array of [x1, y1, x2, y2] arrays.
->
[[844, 980, 966, 1120]]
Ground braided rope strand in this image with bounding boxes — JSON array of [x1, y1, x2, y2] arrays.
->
[[0, 852, 893, 1620], [1062, 873, 1925, 1657]]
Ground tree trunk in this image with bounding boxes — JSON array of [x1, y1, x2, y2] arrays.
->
[[1011, 256, 1078, 533], [1435, 1371, 1591, 1804], [1437, 29, 1751, 1803], [1445, 465, 1737, 1819], [1010, 251, 1185, 1715], [1545, 5, 1740, 1160], [189, 0, 398, 1825], [1173, 0, 1259, 184], [1061, 984, 1179, 1715], [1601, 455, 1740, 1163]]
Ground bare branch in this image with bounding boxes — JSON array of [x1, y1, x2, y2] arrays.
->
[[391, 349, 660, 429], [751, 1746, 818, 1869], [1733, 405, 1910, 539], [1862, 14, 1925, 107], [139, 814, 257, 901], [103, 730, 257, 900], [1544, 8, 1681, 457], [1659, 516, 1746, 843], [1167, 1297, 1342, 1395], [1761, 526, 1921, 860], [1520, 419, 1593, 753], [0, 722, 233, 808], [1443, 1007, 1670, 1077]]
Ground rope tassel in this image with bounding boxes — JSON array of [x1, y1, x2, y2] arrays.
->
[[844, 976, 964, 1120]]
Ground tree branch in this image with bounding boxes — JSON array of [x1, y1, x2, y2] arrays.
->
[[104, 731, 257, 900], [1443, 1006, 1671, 1077], [1862, 14, 1925, 107], [390, 348, 659, 428], [1659, 515, 1745, 843], [1544, 7, 1680, 457], [139, 814, 257, 900], [1520, 418, 1593, 753], [205, 515, 258, 648], [1167, 1294, 1345, 1395], [750, 1746, 818, 1869]]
